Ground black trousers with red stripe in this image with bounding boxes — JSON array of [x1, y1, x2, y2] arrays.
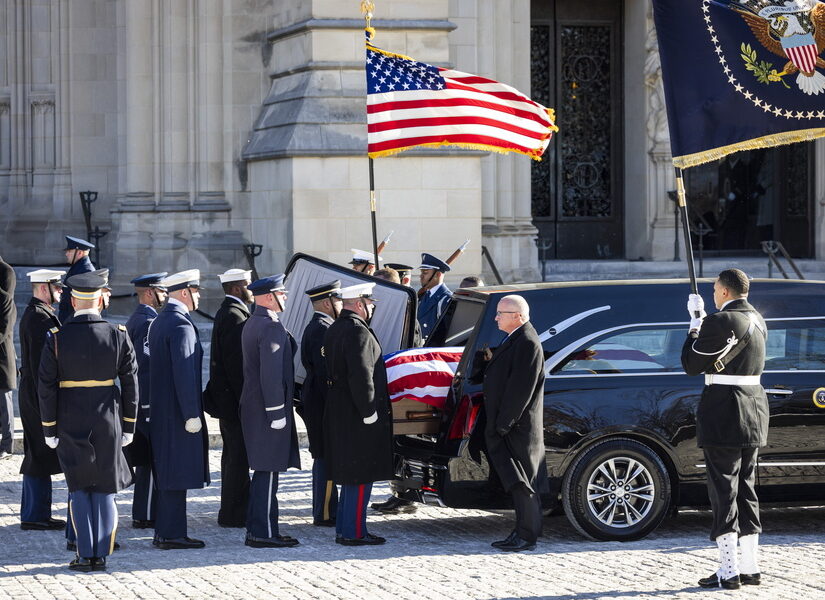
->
[[336, 483, 373, 539]]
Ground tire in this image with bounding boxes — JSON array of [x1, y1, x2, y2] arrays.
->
[[562, 437, 672, 541]]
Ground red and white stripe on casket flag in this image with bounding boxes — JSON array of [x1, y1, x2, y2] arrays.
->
[[384, 347, 464, 410]]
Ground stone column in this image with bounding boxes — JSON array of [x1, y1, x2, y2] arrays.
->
[[8, 0, 29, 204], [160, 0, 190, 209], [123, 0, 155, 209], [51, 0, 72, 217]]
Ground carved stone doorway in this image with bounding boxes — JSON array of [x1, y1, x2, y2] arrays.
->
[[530, 0, 625, 260]]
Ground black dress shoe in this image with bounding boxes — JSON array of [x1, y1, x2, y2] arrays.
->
[[740, 573, 761, 586], [133, 519, 155, 529], [491, 531, 518, 548], [21, 519, 66, 531], [91, 557, 107, 571], [245, 534, 299, 548], [68, 541, 119, 552], [313, 518, 336, 527], [497, 536, 536, 552], [155, 536, 206, 550], [68, 557, 94, 572], [335, 534, 386, 546], [371, 496, 417, 514], [698, 573, 741, 590]]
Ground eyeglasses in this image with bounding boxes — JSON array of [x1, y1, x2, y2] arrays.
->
[[496, 311, 519, 316]]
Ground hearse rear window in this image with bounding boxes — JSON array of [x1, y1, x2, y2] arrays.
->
[[438, 298, 486, 348], [557, 326, 686, 375], [764, 319, 825, 371]]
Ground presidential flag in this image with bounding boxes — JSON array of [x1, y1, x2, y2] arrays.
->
[[366, 40, 558, 160], [651, 0, 825, 168], [384, 347, 464, 410]]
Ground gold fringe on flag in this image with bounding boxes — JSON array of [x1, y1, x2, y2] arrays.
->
[[674, 127, 825, 168], [369, 141, 550, 161]]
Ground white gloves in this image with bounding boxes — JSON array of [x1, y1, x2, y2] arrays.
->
[[121, 433, 134, 447], [45, 436, 59, 449], [363, 412, 378, 425], [184, 418, 202, 433], [689, 317, 704, 333], [270, 418, 286, 430], [687, 294, 706, 317]]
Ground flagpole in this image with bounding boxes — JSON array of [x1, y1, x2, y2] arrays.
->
[[674, 166, 699, 296], [369, 157, 380, 268]]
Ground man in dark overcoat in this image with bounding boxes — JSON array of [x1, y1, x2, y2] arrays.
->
[[240, 274, 301, 548], [57, 236, 95, 323], [124, 272, 167, 529], [18, 269, 66, 529], [417, 253, 453, 343], [38, 271, 138, 572], [681, 269, 768, 590], [299, 280, 342, 526], [0, 254, 17, 458], [477, 294, 546, 552], [323, 282, 393, 546], [205, 268, 252, 528], [148, 269, 210, 550]]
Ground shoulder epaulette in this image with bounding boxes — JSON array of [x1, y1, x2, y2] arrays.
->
[[117, 324, 127, 332], [49, 327, 59, 334]]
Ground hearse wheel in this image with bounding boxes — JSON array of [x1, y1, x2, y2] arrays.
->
[[562, 437, 671, 541]]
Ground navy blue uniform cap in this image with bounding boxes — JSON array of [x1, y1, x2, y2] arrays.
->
[[248, 274, 287, 296], [419, 253, 451, 273], [130, 272, 168, 288], [64, 235, 95, 251]]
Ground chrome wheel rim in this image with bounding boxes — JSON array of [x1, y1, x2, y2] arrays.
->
[[586, 456, 655, 528]]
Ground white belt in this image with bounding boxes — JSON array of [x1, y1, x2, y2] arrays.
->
[[705, 374, 761, 386]]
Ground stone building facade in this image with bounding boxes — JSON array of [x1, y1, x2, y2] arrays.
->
[[1, 0, 823, 301]]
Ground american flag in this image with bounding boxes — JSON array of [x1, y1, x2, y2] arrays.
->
[[366, 42, 557, 160], [384, 347, 464, 410]]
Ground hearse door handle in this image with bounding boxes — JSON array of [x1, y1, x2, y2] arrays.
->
[[765, 388, 793, 396]]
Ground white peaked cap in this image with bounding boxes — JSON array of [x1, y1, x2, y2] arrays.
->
[[27, 269, 66, 283], [339, 282, 377, 300], [218, 268, 252, 283], [350, 248, 382, 263], [161, 269, 201, 291]]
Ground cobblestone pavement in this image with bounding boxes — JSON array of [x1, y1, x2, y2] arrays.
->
[[1, 450, 824, 600]]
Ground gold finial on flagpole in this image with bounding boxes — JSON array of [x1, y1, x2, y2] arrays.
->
[[361, 0, 376, 40]]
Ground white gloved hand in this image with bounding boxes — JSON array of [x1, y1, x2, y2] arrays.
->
[[184, 418, 202, 433], [689, 317, 704, 333], [121, 433, 134, 447], [45, 436, 59, 449], [363, 411, 378, 425], [687, 294, 705, 316], [270, 418, 286, 430]]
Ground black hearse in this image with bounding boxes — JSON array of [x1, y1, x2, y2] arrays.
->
[[283, 256, 825, 542]]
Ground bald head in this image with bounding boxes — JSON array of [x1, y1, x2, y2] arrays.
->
[[495, 294, 530, 334]]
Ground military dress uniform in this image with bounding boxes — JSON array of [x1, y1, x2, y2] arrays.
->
[[57, 236, 95, 324], [205, 269, 252, 528], [681, 296, 768, 587], [300, 280, 342, 526], [124, 272, 167, 528], [37, 271, 138, 571], [148, 270, 210, 548], [240, 275, 301, 547], [417, 253, 453, 343], [18, 270, 65, 528], [0, 254, 16, 457], [323, 283, 393, 545]]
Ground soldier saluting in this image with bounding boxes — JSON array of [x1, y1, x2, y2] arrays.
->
[[38, 270, 138, 572], [18, 269, 66, 530], [681, 269, 768, 590]]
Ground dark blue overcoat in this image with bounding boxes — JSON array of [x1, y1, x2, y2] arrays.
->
[[148, 302, 210, 490], [417, 282, 452, 341], [124, 303, 157, 466], [57, 255, 94, 323], [240, 305, 300, 473]]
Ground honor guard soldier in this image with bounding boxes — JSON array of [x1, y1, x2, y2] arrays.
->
[[681, 269, 768, 590], [324, 283, 393, 545], [0, 255, 16, 458], [417, 253, 453, 343], [300, 280, 343, 527], [349, 248, 381, 276], [205, 268, 253, 528], [58, 236, 96, 323], [240, 275, 301, 548], [148, 269, 210, 550], [384, 263, 413, 287], [124, 272, 168, 529], [37, 270, 138, 572], [18, 269, 66, 530]]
